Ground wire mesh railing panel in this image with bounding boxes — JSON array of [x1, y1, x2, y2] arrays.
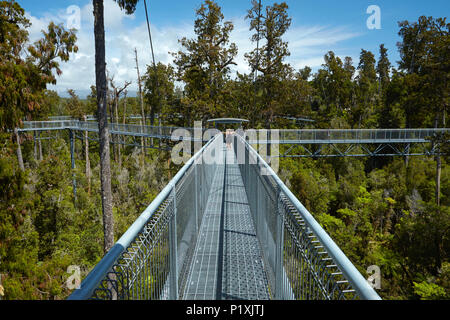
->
[[256, 128, 449, 143], [233, 134, 381, 300], [278, 194, 355, 300], [174, 163, 199, 298], [20, 121, 448, 147], [89, 196, 174, 300], [68, 135, 221, 300]]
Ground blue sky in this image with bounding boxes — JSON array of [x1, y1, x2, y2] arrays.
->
[[18, 0, 450, 96]]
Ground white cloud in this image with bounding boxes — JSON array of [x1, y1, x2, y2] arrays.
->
[[24, 3, 361, 97], [229, 16, 361, 74], [286, 25, 361, 70]]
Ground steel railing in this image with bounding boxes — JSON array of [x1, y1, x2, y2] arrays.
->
[[233, 133, 381, 300], [68, 134, 223, 300], [68, 130, 382, 300], [20, 121, 449, 144], [19, 120, 207, 142], [248, 128, 449, 144]]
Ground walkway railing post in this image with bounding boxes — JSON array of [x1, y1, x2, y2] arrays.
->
[[169, 183, 178, 300], [194, 162, 199, 234], [199, 162, 203, 225], [245, 135, 249, 187], [255, 151, 260, 235], [275, 189, 284, 300]]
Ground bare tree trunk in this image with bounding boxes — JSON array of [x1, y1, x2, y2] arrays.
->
[[434, 116, 441, 207], [84, 115, 91, 195], [135, 48, 146, 154], [139, 120, 144, 167], [158, 113, 162, 149], [122, 92, 128, 169], [108, 77, 130, 170], [433, 110, 441, 206], [436, 155, 441, 206], [94, 0, 114, 254], [122, 91, 128, 125], [114, 90, 121, 170], [15, 129, 24, 171]]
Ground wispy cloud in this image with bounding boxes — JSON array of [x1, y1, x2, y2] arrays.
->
[[25, 1, 361, 97], [285, 25, 362, 69]]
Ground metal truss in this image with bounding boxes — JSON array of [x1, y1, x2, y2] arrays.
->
[[275, 141, 445, 158], [19, 121, 449, 158], [72, 131, 172, 151], [69, 134, 381, 301]]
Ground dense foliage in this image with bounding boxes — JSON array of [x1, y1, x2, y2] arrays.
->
[[0, 0, 448, 300]]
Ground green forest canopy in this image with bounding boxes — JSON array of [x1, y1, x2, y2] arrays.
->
[[0, 0, 448, 300]]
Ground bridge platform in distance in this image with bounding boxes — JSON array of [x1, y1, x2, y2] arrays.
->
[[183, 145, 270, 300]]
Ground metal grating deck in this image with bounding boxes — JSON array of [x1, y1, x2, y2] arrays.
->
[[183, 145, 270, 300]]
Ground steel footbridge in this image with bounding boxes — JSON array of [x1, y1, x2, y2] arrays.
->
[[66, 133, 381, 300], [19, 120, 448, 157], [16, 120, 449, 300]]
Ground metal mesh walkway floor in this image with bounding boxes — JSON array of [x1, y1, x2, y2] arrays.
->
[[183, 145, 270, 300]]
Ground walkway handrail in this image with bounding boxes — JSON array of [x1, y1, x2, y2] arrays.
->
[[68, 135, 219, 300], [235, 133, 382, 300], [20, 120, 198, 133], [248, 128, 450, 143]]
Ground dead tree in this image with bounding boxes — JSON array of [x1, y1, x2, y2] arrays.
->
[[109, 76, 131, 170], [135, 48, 146, 155]]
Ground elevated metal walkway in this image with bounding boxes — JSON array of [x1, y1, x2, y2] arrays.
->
[[68, 133, 381, 301], [183, 147, 270, 300], [18, 120, 448, 157], [18, 120, 198, 141], [18, 120, 448, 143]]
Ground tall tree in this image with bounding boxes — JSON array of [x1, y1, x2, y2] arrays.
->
[[133, 48, 145, 121], [0, 1, 77, 131], [397, 16, 449, 128], [397, 16, 449, 206], [376, 44, 391, 94], [172, 0, 237, 122], [312, 51, 354, 128], [0, 0, 77, 174], [93, 0, 113, 253], [376, 44, 393, 128], [92, 0, 139, 253], [354, 49, 378, 128], [245, 1, 292, 127], [65, 89, 85, 120], [134, 48, 150, 155], [143, 62, 175, 123]]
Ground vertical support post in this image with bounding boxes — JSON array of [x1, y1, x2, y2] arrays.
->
[[33, 130, 37, 161], [139, 120, 145, 166], [194, 162, 199, 234], [14, 128, 24, 171], [69, 129, 77, 201], [245, 135, 249, 188], [169, 183, 178, 300], [199, 156, 203, 225], [275, 189, 285, 300], [404, 143, 410, 167], [38, 131, 43, 161], [255, 154, 260, 234], [233, 132, 237, 157]]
